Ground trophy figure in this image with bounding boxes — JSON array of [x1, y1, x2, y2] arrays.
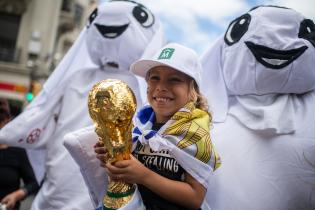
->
[[88, 79, 137, 210]]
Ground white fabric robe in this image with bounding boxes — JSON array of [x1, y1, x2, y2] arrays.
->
[[208, 92, 315, 210], [0, 1, 165, 209]]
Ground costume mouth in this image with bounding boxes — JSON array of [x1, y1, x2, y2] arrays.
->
[[245, 41, 308, 69], [95, 23, 129, 38]]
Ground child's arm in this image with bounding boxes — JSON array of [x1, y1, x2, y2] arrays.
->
[[106, 155, 206, 210]]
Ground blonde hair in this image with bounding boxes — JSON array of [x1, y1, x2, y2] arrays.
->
[[189, 80, 211, 117]]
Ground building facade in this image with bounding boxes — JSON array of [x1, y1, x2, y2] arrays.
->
[[0, 0, 94, 116]]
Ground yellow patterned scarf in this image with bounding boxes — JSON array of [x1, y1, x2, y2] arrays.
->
[[133, 102, 221, 171], [163, 102, 221, 170]]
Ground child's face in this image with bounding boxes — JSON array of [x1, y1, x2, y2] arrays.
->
[[146, 66, 191, 123]]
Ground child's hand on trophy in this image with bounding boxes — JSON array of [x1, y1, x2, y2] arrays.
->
[[104, 155, 151, 184], [94, 141, 110, 167]]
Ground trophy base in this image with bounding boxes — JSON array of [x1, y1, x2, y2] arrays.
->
[[103, 185, 136, 210]]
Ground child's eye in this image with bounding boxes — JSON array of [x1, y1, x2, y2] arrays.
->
[[148, 75, 160, 81], [169, 77, 182, 82]]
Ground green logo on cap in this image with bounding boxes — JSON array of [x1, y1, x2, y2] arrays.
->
[[158, 48, 175, 60]]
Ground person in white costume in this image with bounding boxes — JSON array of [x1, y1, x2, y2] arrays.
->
[[0, 1, 165, 209], [200, 5, 315, 210], [64, 43, 221, 210]]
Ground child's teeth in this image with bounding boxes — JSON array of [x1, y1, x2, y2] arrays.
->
[[156, 97, 168, 102]]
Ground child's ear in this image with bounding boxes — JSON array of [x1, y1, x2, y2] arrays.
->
[[188, 94, 197, 105], [188, 81, 198, 103]]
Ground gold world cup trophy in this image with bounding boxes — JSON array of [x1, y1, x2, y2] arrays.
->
[[88, 79, 137, 210]]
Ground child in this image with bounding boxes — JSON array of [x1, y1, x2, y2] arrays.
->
[[95, 43, 220, 210]]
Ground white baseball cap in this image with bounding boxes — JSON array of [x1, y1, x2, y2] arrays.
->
[[130, 43, 202, 88]]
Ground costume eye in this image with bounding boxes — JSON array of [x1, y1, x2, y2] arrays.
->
[[132, 5, 154, 28], [87, 8, 98, 28], [298, 19, 315, 47], [224, 14, 251, 46]]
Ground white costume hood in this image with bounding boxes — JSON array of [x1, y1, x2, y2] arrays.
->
[[0, 0, 165, 150], [201, 6, 315, 134]]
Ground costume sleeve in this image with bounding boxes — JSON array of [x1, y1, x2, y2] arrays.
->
[[63, 126, 146, 210], [63, 126, 107, 207], [0, 97, 61, 149]]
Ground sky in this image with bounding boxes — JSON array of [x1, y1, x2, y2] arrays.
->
[[132, 0, 315, 54]]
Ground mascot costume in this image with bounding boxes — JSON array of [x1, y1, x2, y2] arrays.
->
[[0, 1, 165, 209], [201, 5, 315, 210]]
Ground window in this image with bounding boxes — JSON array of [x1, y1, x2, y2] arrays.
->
[[0, 12, 21, 62]]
